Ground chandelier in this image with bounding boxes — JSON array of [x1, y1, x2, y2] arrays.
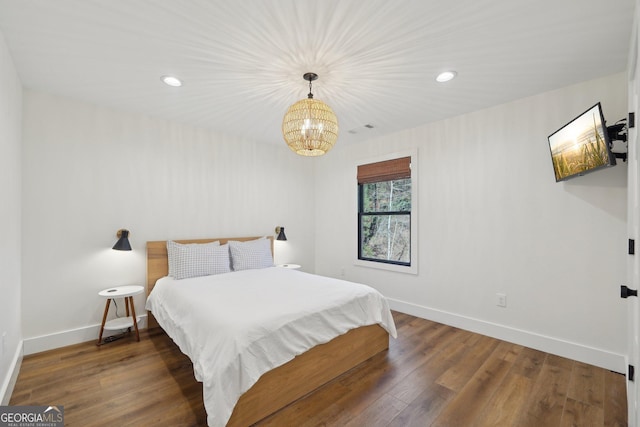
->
[[282, 73, 339, 156]]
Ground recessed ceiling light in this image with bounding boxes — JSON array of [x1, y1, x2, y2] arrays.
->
[[161, 75, 182, 87], [436, 71, 457, 83]]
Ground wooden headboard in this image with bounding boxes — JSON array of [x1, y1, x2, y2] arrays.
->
[[146, 236, 274, 328]]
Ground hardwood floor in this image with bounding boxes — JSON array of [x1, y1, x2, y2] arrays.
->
[[10, 312, 627, 426]]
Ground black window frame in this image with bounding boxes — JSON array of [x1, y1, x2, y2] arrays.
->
[[357, 179, 411, 266]]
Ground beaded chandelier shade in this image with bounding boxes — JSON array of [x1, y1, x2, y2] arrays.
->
[[282, 73, 339, 156]]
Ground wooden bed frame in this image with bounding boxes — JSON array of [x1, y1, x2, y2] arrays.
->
[[146, 236, 390, 426]]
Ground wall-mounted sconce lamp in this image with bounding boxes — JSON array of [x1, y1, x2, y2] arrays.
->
[[112, 229, 132, 251], [275, 226, 287, 241]]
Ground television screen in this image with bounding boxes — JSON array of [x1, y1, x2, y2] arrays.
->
[[547, 102, 616, 182]]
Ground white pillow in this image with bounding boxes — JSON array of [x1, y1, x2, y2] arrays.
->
[[228, 238, 273, 271], [167, 240, 227, 280]]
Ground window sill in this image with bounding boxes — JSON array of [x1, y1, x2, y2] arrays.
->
[[353, 259, 417, 275]]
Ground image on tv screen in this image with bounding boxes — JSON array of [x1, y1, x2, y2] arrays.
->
[[548, 103, 614, 182]]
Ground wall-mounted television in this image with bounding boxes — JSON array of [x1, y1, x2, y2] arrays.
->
[[547, 102, 616, 182]]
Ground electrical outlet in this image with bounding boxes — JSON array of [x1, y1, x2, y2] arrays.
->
[[340, 268, 346, 278], [496, 293, 507, 308]]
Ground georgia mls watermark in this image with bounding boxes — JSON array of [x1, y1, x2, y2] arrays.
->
[[0, 406, 64, 427]]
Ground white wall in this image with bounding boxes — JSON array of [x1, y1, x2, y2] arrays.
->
[[20, 90, 315, 352], [0, 30, 23, 403], [314, 72, 629, 371]]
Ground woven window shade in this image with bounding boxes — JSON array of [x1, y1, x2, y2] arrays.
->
[[357, 156, 411, 184]]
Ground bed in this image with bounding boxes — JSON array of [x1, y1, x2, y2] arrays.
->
[[145, 236, 396, 427]]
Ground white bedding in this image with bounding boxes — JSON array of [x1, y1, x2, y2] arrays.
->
[[145, 267, 397, 427]]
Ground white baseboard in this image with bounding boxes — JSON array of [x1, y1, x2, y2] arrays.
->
[[389, 298, 625, 373], [1, 341, 23, 405], [23, 315, 148, 355]]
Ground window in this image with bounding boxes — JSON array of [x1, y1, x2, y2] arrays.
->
[[358, 156, 411, 266]]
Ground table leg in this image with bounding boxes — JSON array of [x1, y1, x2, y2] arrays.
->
[[124, 297, 131, 333], [97, 299, 111, 346], [128, 296, 140, 341]]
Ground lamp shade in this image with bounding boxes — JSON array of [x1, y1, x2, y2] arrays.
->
[[112, 229, 132, 251], [282, 98, 339, 156], [276, 226, 287, 241], [282, 73, 338, 156]]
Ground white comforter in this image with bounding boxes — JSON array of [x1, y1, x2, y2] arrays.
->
[[145, 267, 397, 427]]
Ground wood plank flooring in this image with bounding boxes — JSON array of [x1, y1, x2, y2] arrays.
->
[[10, 312, 627, 426]]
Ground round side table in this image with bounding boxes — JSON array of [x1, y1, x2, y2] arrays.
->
[[97, 285, 144, 345], [277, 264, 301, 270]]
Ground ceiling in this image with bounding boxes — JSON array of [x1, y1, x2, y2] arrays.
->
[[0, 0, 634, 148]]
